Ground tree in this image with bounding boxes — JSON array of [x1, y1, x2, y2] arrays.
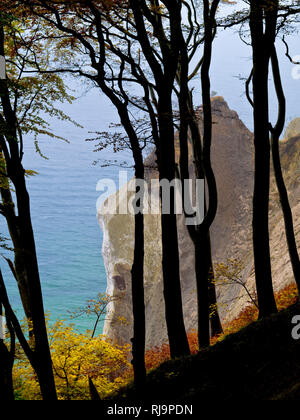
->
[[0, 3, 81, 398], [0, 266, 54, 400], [69, 293, 126, 339], [14, 319, 131, 400], [17, 0, 149, 388], [223, 0, 300, 314], [129, 0, 191, 358], [249, 0, 278, 317], [0, 14, 58, 399], [197, 0, 222, 346], [269, 43, 300, 292], [176, 0, 223, 348], [19, 0, 194, 363], [0, 274, 15, 400]]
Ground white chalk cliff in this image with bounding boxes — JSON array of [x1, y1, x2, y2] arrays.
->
[[98, 97, 300, 349]]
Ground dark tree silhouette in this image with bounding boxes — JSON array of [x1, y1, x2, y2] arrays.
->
[[269, 45, 300, 292], [129, 0, 191, 358], [197, 0, 222, 347], [0, 19, 57, 400], [0, 290, 14, 401], [249, 0, 278, 317], [18, 0, 149, 389], [177, 0, 222, 349]]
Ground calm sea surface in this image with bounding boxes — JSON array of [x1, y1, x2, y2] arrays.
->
[[1, 25, 300, 333]]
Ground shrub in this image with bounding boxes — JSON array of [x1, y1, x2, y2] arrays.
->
[[13, 321, 131, 400]]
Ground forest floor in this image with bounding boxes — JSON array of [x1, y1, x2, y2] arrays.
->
[[110, 301, 300, 402]]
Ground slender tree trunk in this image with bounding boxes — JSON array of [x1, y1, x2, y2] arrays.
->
[[0, 341, 14, 400], [0, 23, 57, 400], [193, 0, 221, 348], [0, 304, 14, 401], [12, 170, 57, 400], [131, 161, 146, 389], [107, 102, 147, 388], [0, 165, 33, 322], [84, 1, 148, 389], [249, 0, 277, 317], [102, 91, 147, 388], [270, 47, 300, 293], [129, 0, 190, 359], [207, 239, 223, 336], [189, 113, 223, 342], [158, 94, 190, 359], [177, 12, 222, 348], [271, 139, 300, 290], [192, 234, 210, 348], [88, 377, 101, 401]]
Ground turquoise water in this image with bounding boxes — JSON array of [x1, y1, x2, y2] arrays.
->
[[1, 26, 300, 332]]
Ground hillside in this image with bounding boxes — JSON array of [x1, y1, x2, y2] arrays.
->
[[110, 302, 300, 402]]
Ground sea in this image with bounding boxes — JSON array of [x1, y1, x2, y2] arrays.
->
[[1, 22, 300, 334]]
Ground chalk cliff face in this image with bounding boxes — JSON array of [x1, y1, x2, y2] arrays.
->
[[98, 97, 300, 349]]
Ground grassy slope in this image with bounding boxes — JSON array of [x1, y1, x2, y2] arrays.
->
[[112, 303, 300, 401]]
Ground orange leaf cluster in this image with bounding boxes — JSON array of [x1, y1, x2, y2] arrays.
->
[[143, 283, 299, 370]]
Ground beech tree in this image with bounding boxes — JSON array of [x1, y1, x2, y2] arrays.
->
[[129, 0, 193, 358], [0, 4, 82, 399], [248, 0, 279, 317], [247, 0, 300, 315], [0, 272, 14, 400], [16, 0, 149, 389], [269, 44, 300, 292], [198, 0, 222, 346], [175, 0, 223, 348], [114, 0, 223, 351], [0, 14, 58, 399], [18, 0, 196, 365], [222, 0, 300, 314]]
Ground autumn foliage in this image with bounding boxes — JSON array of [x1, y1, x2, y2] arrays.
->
[[12, 282, 298, 400], [144, 282, 299, 370], [13, 321, 131, 400]]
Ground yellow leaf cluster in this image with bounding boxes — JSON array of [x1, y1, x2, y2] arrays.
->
[[13, 320, 131, 400]]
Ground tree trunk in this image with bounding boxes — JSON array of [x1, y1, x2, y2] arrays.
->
[[158, 94, 190, 359], [270, 47, 300, 293], [104, 96, 147, 389], [129, 0, 190, 359], [249, 0, 277, 317], [0, 302, 14, 400], [0, 173, 33, 322], [90, 4, 148, 389], [193, 234, 210, 348], [193, 0, 222, 347], [102, 100, 147, 388], [131, 163, 147, 389], [0, 21, 57, 399], [272, 135, 300, 289], [177, 10, 222, 348], [207, 240, 223, 337], [189, 113, 223, 343], [0, 341, 14, 401], [12, 170, 57, 400]]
